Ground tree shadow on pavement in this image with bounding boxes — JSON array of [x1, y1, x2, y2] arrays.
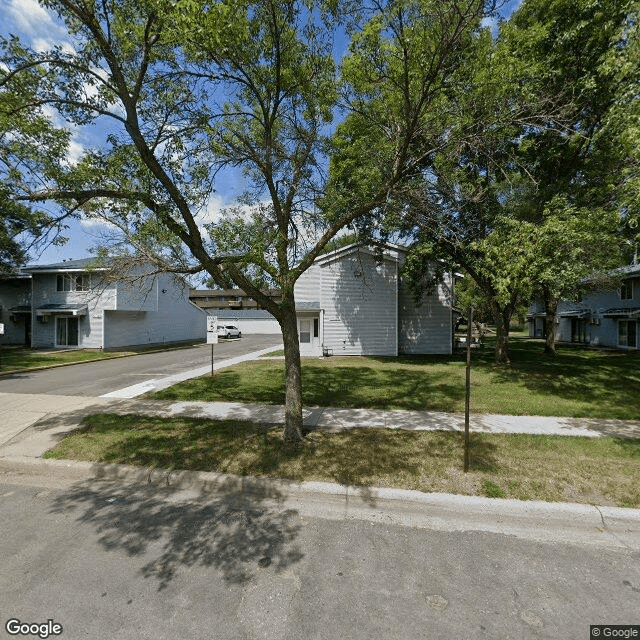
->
[[48, 475, 304, 591]]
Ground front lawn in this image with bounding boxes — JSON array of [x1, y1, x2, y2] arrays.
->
[[152, 336, 640, 420], [43, 413, 640, 508]]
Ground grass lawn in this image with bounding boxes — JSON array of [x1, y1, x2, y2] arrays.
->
[[260, 349, 285, 357], [0, 343, 201, 373], [44, 413, 640, 508], [152, 335, 640, 420]]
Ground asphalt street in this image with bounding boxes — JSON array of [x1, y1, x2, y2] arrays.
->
[[0, 334, 281, 397], [0, 475, 638, 640]]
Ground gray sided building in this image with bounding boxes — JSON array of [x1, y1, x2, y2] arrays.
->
[[294, 244, 454, 357], [1, 259, 206, 349], [528, 264, 640, 350]]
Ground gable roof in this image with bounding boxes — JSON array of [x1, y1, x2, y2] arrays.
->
[[23, 257, 110, 273], [612, 263, 640, 278], [314, 242, 407, 267]]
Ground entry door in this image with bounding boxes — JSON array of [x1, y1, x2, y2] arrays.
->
[[571, 318, 586, 343], [56, 317, 79, 346], [298, 317, 320, 349]]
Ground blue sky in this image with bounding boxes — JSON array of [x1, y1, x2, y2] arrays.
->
[[2, 0, 522, 266]]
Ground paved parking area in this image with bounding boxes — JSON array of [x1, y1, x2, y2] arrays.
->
[[0, 334, 281, 397]]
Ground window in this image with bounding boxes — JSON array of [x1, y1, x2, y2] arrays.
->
[[75, 274, 90, 291], [57, 274, 72, 291], [618, 320, 637, 348], [56, 317, 79, 346], [299, 319, 311, 343], [621, 280, 633, 300], [57, 273, 89, 292]]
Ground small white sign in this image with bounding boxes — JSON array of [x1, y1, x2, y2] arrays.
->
[[206, 315, 218, 344], [0, 323, 4, 335]]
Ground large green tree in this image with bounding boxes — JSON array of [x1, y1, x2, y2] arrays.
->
[[397, 0, 637, 363], [2, 0, 492, 441], [0, 41, 71, 271], [503, 0, 637, 354]]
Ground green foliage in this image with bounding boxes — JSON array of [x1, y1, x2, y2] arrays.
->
[[397, 0, 637, 362], [0, 45, 71, 269]]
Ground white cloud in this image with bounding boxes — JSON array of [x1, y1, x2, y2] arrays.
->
[[197, 195, 269, 226], [66, 138, 84, 165], [5, 0, 75, 53], [79, 216, 117, 231], [5, 0, 53, 34], [197, 194, 225, 225]]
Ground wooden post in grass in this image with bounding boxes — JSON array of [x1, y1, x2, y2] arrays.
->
[[464, 307, 473, 472], [211, 343, 214, 377]]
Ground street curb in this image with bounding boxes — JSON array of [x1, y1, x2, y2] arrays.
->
[[0, 342, 205, 378], [2, 455, 640, 523]]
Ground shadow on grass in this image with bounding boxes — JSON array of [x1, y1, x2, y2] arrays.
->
[[466, 436, 500, 472], [476, 337, 640, 419], [48, 474, 304, 591], [154, 361, 465, 412], [47, 414, 500, 505]]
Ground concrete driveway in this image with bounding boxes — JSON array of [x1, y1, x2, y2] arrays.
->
[[0, 334, 281, 397]]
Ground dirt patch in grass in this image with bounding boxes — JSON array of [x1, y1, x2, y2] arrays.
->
[[44, 413, 640, 508]]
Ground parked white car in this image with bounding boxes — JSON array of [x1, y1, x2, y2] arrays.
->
[[217, 324, 242, 338]]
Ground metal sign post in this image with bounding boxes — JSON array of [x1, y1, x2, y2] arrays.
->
[[206, 315, 218, 377], [0, 323, 4, 370], [464, 307, 473, 473]]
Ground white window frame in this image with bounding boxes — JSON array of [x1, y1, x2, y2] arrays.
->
[[299, 318, 311, 344], [57, 273, 90, 292]]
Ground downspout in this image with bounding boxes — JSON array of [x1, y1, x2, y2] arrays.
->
[[30, 275, 34, 348], [450, 270, 454, 355], [395, 259, 399, 356], [320, 264, 324, 355]]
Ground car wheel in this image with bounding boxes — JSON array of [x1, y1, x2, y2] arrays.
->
[[226, 333, 230, 339], [238, 332, 242, 338]]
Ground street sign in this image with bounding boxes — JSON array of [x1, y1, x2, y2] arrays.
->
[[0, 323, 4, 335], [207, 315, 218, 344]]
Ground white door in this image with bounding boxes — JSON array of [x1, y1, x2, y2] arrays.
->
[[298, 316, 320, 354]]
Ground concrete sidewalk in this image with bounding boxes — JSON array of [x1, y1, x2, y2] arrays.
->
[[2, 391, 640, 461]]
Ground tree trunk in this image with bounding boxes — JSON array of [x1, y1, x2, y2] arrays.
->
[[279, 301, 305, 445], [492, 306, 511, 365], [543, 292, 558, 356]]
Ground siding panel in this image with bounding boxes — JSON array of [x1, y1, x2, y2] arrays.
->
[[104, 274, 205, 348], [398, 276, 453, 355], [320, 252, 397, 356]]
